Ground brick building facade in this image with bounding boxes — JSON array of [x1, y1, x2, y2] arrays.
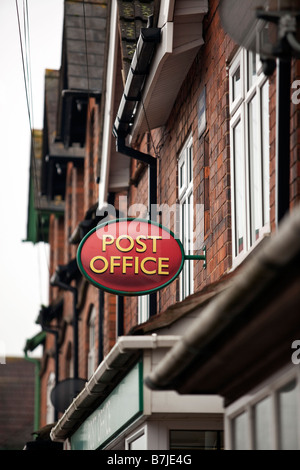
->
[[0, 358, 35, 450], [25, 0, 300, 450]]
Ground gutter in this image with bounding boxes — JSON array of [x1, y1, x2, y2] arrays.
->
[[50, 334, 180, 442], [113, 21, 160, 139], [145, 206, 300, 391]]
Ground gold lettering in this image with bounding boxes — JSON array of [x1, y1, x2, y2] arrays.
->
[[140, 257, 156, 275], [122, 256, 133, 274], [116, 235, 134, 252], [136, 235, 147, 252], [134, 257, 139, 274], [148, 236, 162, 253], [110, 256, 121, 273], [158, 258, 169, 275], [90, 256, 108, 274], [102, 235, 114, 252]]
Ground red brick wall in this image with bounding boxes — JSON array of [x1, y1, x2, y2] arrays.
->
[[103, 293, 116, 356], [290, 59, 300, 209], [269, 69, 277, 232], [0, 358, 35, 449], [39, 0, 300, 427], [121, 0, 284, 327], [49, 214, 65, 304]]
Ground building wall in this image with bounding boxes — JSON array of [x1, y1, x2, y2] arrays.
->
[[39, 99, 103, 426], [38, 0, 300, 438], [117, 0, 300, 334], [0, 358, 36, 450], [290, 60, 300, 210], [118, 0, 244, 329]]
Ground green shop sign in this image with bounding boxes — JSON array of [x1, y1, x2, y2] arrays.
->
[[71, 362, 143, 450]]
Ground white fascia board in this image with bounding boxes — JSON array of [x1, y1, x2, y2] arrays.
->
[[50, 334, 180, 442], [130, 0, 208, 141], [98, 0, 118, 210], [158, 0, 176, 26], [129, 21, 174, 143]]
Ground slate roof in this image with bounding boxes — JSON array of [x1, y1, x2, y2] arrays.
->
[[44, 69, 85, 158], [62, 0, 108, 93], [117, 0, 158, 79]]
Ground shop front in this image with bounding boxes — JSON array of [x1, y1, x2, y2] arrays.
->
[[50, 332, 223, 450]]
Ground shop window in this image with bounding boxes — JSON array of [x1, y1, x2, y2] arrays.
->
[[169, 430, 224, 450], [87, 306, 96, 378], [278, 380, 298, 450], [126, 428, 147, 450], [232, 412, 249, 450], [227, 369, 300, 450], [229, 49, 270, 264], [178, 134, 194, 300], [254, 396, 272, 450]]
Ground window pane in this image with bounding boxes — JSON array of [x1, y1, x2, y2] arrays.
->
[[278, 381, 298, 450], [128, 432, 146, 450], [261, 81, 270, 226], [180, 161, 185, 189], [233, 119, 245, 256], [247, 51, 257, 90], [180, 196, 193, 299], [254, 396, 273, 450], [232, 412, 249, 450], [248, 93, 262, 245], [170, 430, 224, 450], [232, 66, 241, 102], [188, 146, 193, 183]]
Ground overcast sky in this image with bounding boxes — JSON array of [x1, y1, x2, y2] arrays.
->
[[0, 0, 64, 357]]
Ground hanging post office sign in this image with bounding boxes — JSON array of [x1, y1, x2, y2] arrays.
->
[[77, 218, 206, 296]]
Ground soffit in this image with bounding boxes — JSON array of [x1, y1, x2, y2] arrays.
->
[[130, 0, 208, 140]]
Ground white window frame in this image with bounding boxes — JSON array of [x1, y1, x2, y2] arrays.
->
[[125, 426, 147, 450], [178, 134, 194, 300], [138, 295, 150, 324], [229, 49, 270, 268], [225, 365, 300, 450]]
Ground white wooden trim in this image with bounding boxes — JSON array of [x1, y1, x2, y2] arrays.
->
[[98, 0, 118, 209]]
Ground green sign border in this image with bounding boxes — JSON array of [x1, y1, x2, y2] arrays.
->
[[77, 218, 186, 297]]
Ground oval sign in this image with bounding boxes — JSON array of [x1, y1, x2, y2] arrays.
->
[[77, 218, 185, 296]]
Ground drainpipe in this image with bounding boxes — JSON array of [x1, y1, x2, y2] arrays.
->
[[113, 22, 161, 317], [276, 57, 291, 225], [40, 326, 60, 421], [98, 289, 104, 363], [50, 278, 79, 380], [117, 295, 124, 337], [42, 327, 60, 386], [24, 352, 41, 432], [116, 137, 158, 317], [116, 137, 158, 221]]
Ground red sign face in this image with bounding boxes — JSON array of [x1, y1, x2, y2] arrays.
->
[[77, 219, 185, 296]]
